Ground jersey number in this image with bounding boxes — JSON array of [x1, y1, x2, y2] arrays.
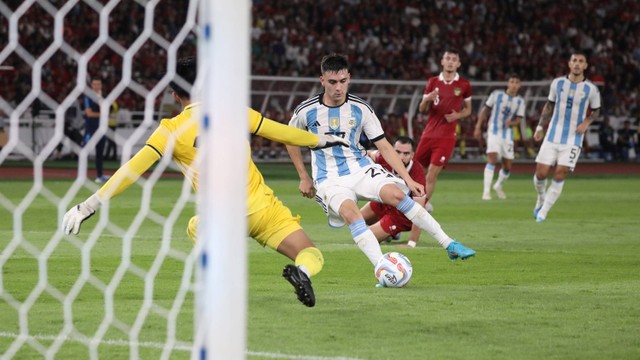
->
[[570, 147, 578, 160], [324, 131, 346, 138], [365, 167, 394, 179]]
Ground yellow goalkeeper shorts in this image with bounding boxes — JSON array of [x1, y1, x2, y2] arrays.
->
[[248, 193, 302, 250], [187, 193, 302, 250]]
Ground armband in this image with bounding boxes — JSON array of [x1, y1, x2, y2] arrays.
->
[[407, 240, 417, 248]]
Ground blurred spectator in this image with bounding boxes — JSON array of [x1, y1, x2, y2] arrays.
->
[[104, 101, 119, 161], [616, 120, 637, 161], [82, 78, 108, 182], [598, 117, 616, 161]]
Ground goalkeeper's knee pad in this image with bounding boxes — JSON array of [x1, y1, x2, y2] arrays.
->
[[187, 216, 198, 244], [295, 247, 324, 277]]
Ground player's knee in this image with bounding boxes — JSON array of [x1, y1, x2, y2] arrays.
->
[[187, 216, 198, 244]]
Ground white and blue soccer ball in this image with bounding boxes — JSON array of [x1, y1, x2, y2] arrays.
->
[[374, 252, 413, 288]]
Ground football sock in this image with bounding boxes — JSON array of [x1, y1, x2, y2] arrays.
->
[[496, 169, 510, 187], [483, 163, 495, 194], [533, 175, 547, 207], [295, 247, 324, 277], [396, 195, 453, 249], [538, 180, 564, 219], [349, 219, 383, 265]]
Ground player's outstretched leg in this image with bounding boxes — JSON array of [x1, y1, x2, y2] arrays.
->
[[396, 194, 476, 261], [446, 240, 476, 261], [282, 265, 315, 307]]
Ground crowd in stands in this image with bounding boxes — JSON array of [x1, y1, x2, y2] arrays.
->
[[1, 0, 638, 160]]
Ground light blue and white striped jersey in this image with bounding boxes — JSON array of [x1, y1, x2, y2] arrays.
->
[[485, 90, 525, 140], [289, 93, 385, 184], [545, 76, 601, 146]]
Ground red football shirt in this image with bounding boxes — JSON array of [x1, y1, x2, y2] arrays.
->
[[374, 153, 426, 192], [422, 73, 472, 139]]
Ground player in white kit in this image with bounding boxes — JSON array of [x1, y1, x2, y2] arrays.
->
[[533, 51, 601, 222], [474, 74, 526, 200], [285, 54, 475, 274]]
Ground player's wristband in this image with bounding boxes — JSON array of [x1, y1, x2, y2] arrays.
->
[[407, 240, 417, 248], [535, 125, 544, 133]]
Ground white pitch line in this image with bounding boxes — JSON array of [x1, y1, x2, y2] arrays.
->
[[0, 332, 361, 360]]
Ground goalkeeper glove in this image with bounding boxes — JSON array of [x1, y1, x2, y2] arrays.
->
[[63, 194, 101, 235], [312, 134, 350, 149]]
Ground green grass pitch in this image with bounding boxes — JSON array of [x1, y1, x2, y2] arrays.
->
[[1, 164, 639, 359]]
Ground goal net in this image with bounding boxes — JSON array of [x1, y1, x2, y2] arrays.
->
[[0, 0, 248, 359]]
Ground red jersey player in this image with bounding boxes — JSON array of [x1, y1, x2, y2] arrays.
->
[[416, 49, 472, 200], [360, 136, 428, 248]]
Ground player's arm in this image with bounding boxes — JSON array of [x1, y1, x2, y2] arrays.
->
[[62, 145, 160, 235], [507, 115, 523, 127], [249, 109, 348, 148], [285, 143, 315, 198], [84, 97, 100, 118], [576, 108, 600, 134], [445, 98, 472, 122], [373, 137, 424, 197], [535, 101, 554, 141], [418, 88, 438, 113], [474, 104, 490, 139]]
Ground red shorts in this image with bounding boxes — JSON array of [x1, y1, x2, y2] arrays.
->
[[415, 137, 456, 168], [370, 201, 413, 237]]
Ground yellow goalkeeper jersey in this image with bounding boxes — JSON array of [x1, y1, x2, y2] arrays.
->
[[98, 104, 318, 215]]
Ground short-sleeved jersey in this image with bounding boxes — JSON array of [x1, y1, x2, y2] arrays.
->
[[374, 153, 426, 195], [289, 93, 384, 184], [485, 90, 526, 141], [545, 76, 601, 146], [422, 73, 472, 139]]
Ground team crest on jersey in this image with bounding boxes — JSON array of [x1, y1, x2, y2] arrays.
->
[[348, 117, 356, 127], [454, 88, 461, 96], [329, 117, 340, 130], [569, 89, 575, 97]]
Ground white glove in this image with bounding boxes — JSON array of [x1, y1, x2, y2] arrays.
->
[[312, 134, 350, 149], [63, 194, 101, 235]]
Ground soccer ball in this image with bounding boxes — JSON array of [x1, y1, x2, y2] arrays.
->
[[374, 252, 413, 287]]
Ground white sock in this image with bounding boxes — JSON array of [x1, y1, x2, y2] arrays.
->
[[496, 169, 510, 187], [483, 164, 495, 195], [533, 175, 547, 208], [297, 264, 310, 278], [538, 180, 564, 219], [349, 219, 383, 265], [400, 200, 452, 249]]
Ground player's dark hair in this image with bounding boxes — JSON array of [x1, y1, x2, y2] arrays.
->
[[571, 50, 589, 62], [443, 48, 460, 58], [394, 136, 415, 149], [169, 56, 197, 99], [506, 73, 520, 80], [321, 54, 349, 74]]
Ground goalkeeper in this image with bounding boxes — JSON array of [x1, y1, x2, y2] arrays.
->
[[62, 57, 348, 307]]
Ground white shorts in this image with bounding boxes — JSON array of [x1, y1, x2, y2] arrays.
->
[[315, 164, 409, 228], [486, 135, 514, 160], [535, 141, 581, 171]]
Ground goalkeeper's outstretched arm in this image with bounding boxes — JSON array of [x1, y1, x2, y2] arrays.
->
[[62, 146, 161, 234], [249, 108, 349, 149]]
